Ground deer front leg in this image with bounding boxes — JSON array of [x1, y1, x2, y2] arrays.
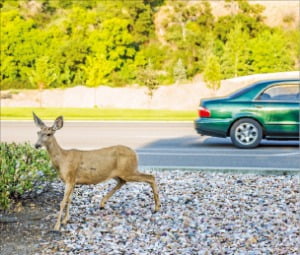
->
[[62, 188, 74, 225], [54, 183, 74, 231]]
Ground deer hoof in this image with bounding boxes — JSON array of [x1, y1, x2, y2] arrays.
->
[[100, 202, 106, 209], [54, 223, 61, 231], [47, 230, 62, 236], [154, 205, 161, 212], [62, 219, 69, 225]]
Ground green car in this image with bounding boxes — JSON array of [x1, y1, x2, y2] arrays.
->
[[194, 79, 300, 148]]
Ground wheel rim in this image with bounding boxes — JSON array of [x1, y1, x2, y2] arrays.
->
[[235, 122, 258, 146]]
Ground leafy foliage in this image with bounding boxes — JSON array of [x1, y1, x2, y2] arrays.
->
[[204, 55, 222, 93], [246, 30, 294, 74], [173, 59, 187, 84], [0, 142, 56, 210], [27, 56, 58, 90], [137, 60, 159, 98], [221, 22, 249, 78], [0, 0, 298, 90]]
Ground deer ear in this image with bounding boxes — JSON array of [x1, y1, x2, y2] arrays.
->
[[33, 112, 46, 128], [52, 116, 63, 131]]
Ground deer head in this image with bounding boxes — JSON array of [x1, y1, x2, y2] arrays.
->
[[33, 112, 63, 149]]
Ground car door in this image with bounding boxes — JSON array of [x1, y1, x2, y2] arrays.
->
[[255, 83, 300, 138]]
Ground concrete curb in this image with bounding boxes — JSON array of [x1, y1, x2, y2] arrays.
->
[[140, 166, 300, 175]]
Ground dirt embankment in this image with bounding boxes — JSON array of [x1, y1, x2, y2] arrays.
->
[[1, 72, 299, 110]]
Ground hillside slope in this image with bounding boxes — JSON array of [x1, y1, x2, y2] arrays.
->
[[210, 0, 299, 28], [155, 0, 299, 44]]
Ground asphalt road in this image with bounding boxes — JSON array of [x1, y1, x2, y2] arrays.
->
[[1, 121, 299, 172]]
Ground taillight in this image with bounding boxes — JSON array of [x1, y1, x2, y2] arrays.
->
[[198, 107, 211, 118]]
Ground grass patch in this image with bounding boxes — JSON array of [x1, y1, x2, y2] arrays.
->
[[1, 107, 196, 121]]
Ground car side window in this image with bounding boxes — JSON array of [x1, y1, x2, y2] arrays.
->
[[257, 84, 300, 102]]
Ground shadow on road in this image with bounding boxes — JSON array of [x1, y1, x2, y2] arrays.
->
[[137, 135, 300, 150]]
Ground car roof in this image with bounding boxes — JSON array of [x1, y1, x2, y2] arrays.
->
[[229, 79, 300, 100]]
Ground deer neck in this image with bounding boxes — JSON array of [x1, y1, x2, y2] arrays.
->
[[45, 136, 64, 170]]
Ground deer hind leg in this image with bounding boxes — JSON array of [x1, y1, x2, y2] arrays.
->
[[54, 183, 74, 231], [100, 177, 126, 209], [122, 173, 161, 212]]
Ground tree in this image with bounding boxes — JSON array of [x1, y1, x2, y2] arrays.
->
[[221, 22, 249, 78], [120, 0, 155, 44], [163, 1, 213, 45], [83, 17, 137, 86], [1, 10, 38, 88], [246, 30, 294, 74], [162, 1, 214, 78], [82, 53, 115, 87], [203, 55, 222, 94], [214, 0, 266, 44], [138, 60, 159, 99], [173, 59, 187, 84], [287, 30, 300, 70], [27, 56, 58, 106]]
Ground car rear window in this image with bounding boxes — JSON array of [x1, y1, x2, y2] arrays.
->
[[229, 84, 257, 99]]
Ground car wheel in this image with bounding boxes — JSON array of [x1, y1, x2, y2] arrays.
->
[[230, 118, 263, 149]]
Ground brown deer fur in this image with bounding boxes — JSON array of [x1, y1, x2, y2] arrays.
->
[[33, 113, 160, 231]]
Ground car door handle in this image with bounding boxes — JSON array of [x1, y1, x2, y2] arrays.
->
[[255, 105, 263, 109]]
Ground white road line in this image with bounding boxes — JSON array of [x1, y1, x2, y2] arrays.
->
[[139, 166, 300, 173], [137, 151, 300, 157], [137, 147, 300, 152]]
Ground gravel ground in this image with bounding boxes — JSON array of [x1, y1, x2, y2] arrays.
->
[[37, 170, 299, 255], [1, 170, 299, 255]]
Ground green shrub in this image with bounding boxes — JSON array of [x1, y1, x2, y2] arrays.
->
[[0, 142, 56, 210]]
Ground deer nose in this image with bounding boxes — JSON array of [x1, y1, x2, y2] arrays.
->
[[35, 144, 42, 149]]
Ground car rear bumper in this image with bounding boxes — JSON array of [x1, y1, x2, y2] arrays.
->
[[194, 118, 232, 138]]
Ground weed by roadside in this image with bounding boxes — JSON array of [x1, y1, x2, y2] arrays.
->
[[0, 142, 56, 210]]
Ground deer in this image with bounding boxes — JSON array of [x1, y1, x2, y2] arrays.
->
[[33, 113, 160, 231]]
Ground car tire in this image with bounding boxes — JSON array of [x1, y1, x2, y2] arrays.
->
[[230, 118, 263, 149]]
